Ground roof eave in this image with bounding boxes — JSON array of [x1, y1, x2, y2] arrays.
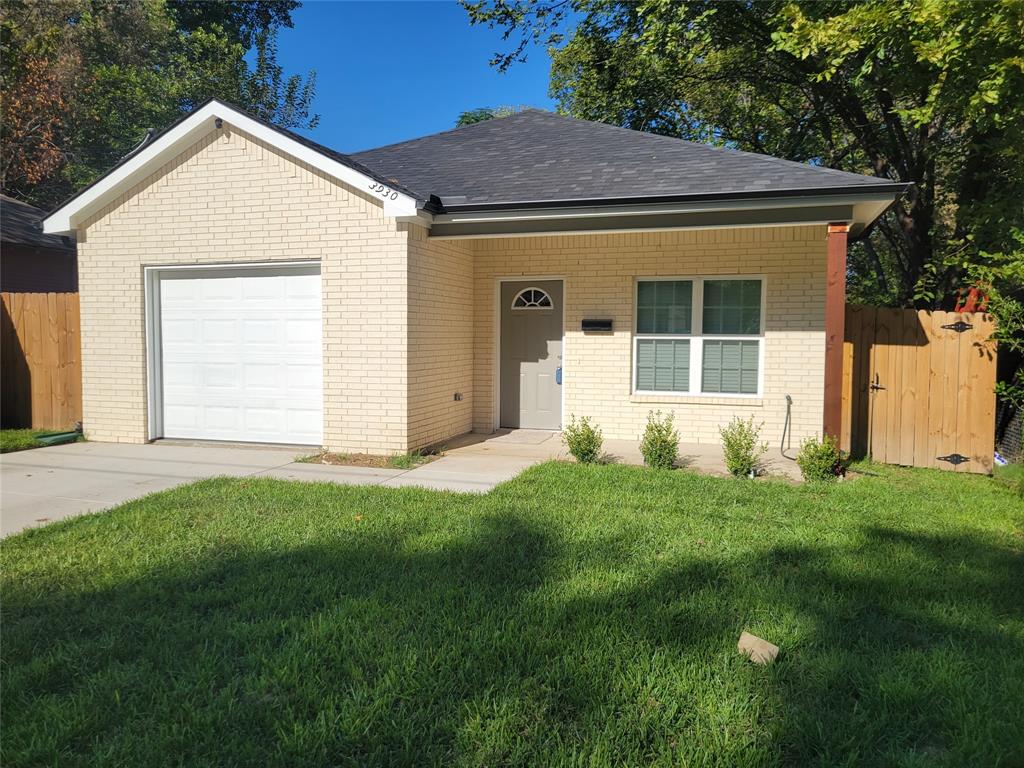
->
[[426, 186, 906, 239], [435, 183, 910, 214]]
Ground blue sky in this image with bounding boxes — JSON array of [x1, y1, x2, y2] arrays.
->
[[275, 0, 560, 152]]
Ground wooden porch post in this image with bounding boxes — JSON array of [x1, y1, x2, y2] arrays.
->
[[823, 223, 849, 441]]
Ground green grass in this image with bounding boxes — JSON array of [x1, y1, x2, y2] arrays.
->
[[0, 429, 48, 453], [2, 462, 1022, 767], [389, 449, 434, 469], [994, 461, 1024, 495]]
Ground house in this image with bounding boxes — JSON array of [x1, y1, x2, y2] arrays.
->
[[42, 99, 906, 453], [1, 194, 77, 293]]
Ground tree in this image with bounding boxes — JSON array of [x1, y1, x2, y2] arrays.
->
[[1, 0, 317, 209], [462, 0, 1024, 308], [455, 105, 528, 126]]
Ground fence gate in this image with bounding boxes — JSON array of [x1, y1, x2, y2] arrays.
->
[[842, 306, 997, 474]]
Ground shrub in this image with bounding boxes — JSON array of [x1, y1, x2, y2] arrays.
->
[[796, 435, 842, 482], [641, 411, 679, 470], [719, 416, 768, 477], [562, 415, 603, 464]]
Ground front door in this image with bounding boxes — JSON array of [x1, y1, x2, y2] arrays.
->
[[500, 280, 563, 429]]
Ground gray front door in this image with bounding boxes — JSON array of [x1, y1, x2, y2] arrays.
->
[[500, 280, 563, 429]]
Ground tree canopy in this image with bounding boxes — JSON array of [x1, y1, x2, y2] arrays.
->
[[1, 0, 317, 209], [462, 0, 1024, 309], [456, 106, 518, 126]]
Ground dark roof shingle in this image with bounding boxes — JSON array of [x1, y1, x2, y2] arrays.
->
[[1, 195, 75, 250], [352, 109, 898, 209]]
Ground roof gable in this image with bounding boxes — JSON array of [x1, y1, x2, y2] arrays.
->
[[43, 100, 420, 235], [352, 109, 901, 208]]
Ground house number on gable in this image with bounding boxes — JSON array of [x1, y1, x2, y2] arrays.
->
[[368, 182, 399, 201]]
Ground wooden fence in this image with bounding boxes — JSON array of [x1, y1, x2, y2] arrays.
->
[[841, 306, 997, 474], [1, 292, 82, 431]]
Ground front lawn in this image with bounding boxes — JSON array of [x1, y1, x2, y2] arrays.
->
[[2, 462, 1022, 766]]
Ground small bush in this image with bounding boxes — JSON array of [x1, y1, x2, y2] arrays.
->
[[641, 411, 679, 470], [562, 415, 603, 464], [720, 416, 767, 477], [796, 435, 842, 482]]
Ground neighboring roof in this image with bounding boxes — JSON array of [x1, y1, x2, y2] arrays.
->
[[352, 109, 906, 210], [1, 195, 75, 250]]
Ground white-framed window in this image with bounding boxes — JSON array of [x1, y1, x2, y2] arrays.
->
[[633, 276, 765, 397], [511, 287, 553, 310]]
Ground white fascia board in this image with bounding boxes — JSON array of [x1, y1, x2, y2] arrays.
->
[[43, 100, 420, 234]]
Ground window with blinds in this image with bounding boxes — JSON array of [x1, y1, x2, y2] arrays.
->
[[633, 277, 763, 396]]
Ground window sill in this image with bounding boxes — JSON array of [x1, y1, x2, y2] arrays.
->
[[630, 393, 763, 407]]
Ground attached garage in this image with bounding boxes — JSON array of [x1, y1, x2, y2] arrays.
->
[[146, 263, 323, 445]]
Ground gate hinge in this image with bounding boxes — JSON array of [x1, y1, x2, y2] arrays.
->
[[941, 320, 973, 333], [937, 453, 969, 466]]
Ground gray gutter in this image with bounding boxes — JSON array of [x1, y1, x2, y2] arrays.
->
[[434, 182, 910, 214], [429, 204, 857, 239]]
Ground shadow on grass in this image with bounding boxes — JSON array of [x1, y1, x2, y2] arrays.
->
[[3, 504, 1023, 766]]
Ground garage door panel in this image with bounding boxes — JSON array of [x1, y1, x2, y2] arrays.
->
[[202, 363, 239, 389], [244, 363, 282, 390], [243, 319, 279, 344], [286, 363, 321, 392], [158, 266, 322, 445], [165, 404, 200, 430], [200, 277, 243, 302]]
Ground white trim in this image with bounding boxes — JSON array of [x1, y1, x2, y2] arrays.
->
[[510, 286, 554, 310], [631, 275, 767, 399], [43, 100, 420, 234], [144, 268, 163, 440], [494, 277, 566, 432], [143, 260, 322, 442]]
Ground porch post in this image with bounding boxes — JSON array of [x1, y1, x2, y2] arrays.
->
[[823, 223, 849, 441]]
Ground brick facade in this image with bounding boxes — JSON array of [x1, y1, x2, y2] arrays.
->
[[77, 124, 410, 451], [75, 120, 828, 453], [470, 227, 827, 446]]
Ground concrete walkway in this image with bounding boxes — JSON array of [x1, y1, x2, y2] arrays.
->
[[0, 436, 549, 536], [1, 431, 800, 537]]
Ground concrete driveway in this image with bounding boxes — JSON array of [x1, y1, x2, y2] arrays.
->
[[0, 437, 544, 537]]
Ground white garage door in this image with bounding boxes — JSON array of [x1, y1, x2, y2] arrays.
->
[[157, 265, 323, 445]]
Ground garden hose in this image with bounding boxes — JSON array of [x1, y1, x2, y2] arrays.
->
[[780, 394, 796, 461]]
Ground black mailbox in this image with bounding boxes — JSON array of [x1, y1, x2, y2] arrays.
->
[[582, 319, 613, 332]]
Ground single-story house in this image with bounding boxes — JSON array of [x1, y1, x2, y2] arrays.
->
[[2, 194, 77, 293], [43, 99, 906, 453]]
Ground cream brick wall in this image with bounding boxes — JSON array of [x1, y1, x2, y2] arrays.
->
[[470, 226, 828, 446], [76, 125, 830, 454], [407, 227, 475, 449], [76, 123, 411, 452]]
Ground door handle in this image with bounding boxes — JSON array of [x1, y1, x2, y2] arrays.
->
[[869, 373, 885, 391], [556, 366, 562, 385]]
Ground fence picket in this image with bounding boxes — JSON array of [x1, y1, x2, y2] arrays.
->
[[1, 292, 82, 430]]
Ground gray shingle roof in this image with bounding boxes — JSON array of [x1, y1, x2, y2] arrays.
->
[[1, 195, 75, 250], [352, 109, 899, 210]]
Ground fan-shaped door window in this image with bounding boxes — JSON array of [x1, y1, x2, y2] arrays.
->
[[511, 287, 553, 310]]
